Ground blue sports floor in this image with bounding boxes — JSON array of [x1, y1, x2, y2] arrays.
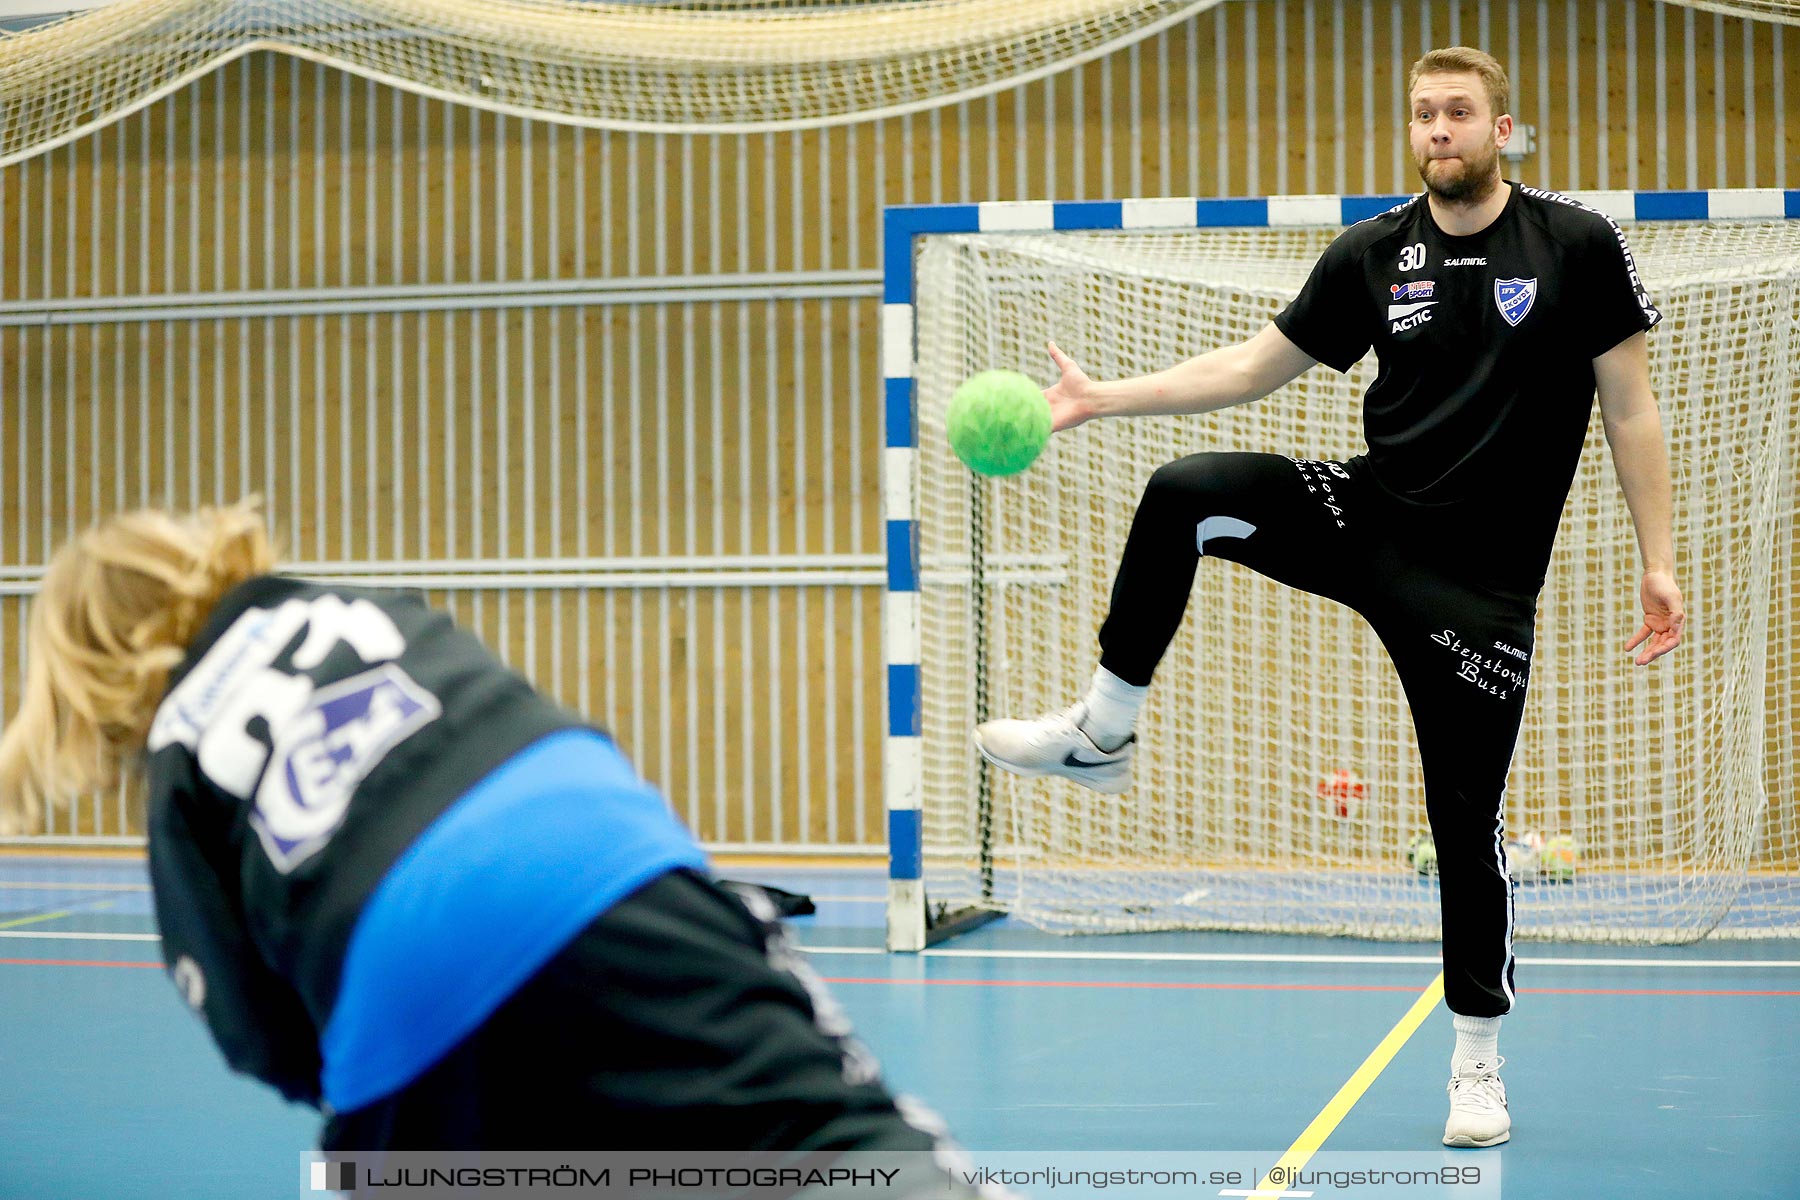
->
[[3, 855, 1796, 1199]]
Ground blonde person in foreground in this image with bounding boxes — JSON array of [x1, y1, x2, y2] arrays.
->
[[0, 500, 1007, 1195], [974, 47, 1684, 1147]]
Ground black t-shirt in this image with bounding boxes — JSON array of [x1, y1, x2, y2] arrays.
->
[[1273, 182, 1661, 587], [145, 576, 583, 1104]]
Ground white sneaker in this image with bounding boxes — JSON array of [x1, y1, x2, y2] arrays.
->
[[973, 701, 1135, 794], [1443, 1057, 1510, 1147]]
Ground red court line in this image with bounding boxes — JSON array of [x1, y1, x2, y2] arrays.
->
[[819, 976, 1800, 997], [1517, 986, 1800, 997], [828, 978, 1426, 993]]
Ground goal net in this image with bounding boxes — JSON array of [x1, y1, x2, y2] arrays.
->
[[911, 214, 1800, 943], [0, 0, 1223, 166]]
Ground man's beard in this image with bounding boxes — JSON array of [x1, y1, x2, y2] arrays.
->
[[1416, 143, 1500, 203]]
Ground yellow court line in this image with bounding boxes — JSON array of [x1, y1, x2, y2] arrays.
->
[[1250, 971, 1446, 1199], [0, 908, 80, 931], [0, 899, 119, 931]]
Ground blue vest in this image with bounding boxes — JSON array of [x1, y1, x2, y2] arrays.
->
[[320, 729, 707, 1113]]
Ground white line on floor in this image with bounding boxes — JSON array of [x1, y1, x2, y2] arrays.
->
[[3, 930, 1796, 968]]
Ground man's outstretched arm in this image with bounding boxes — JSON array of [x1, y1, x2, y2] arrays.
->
[[1044, 323, 1318, 432], [1595, 330, 1685, 665]]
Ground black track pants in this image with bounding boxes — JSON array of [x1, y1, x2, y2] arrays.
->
[[323, 870, 978, 1162], [1099, 451, 1535, 1017]]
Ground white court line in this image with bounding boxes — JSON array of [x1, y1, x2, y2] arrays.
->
[[3, 931, 1796, 968], [0, 881, 151, 892], [791, 945, 1800, 968], [0, 930, 160, 942]]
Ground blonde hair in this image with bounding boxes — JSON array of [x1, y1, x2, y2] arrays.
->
[[0, 500, 276, 835], [1409, 46, 1510, 119]]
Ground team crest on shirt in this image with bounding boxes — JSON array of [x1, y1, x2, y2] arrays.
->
[[251, 664, 442, 873], [1494, 277, 1539, 327]]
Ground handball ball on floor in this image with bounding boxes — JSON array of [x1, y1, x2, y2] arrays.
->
[[1408, 831, 1439, 876], [1504, 832, 1542, 881], [1539, 833, 1581, 882]]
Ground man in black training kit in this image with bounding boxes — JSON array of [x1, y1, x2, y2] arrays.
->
[[974, 46, 1685, 1148]]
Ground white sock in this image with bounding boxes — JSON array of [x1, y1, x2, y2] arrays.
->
[[1079, 666, 1147, 752], [1452, 1013, 1502, 1073]]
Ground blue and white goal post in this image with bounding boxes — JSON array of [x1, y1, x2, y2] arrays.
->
[[882, 188, 1800, 957]]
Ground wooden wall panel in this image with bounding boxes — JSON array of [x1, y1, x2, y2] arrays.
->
[[1, 0, 1796, 853]]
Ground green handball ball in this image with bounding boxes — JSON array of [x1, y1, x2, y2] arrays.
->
[[1540, 834, 1581, 882], [1408, 831, 1439, 877], [946, 370, 1051, 477]]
